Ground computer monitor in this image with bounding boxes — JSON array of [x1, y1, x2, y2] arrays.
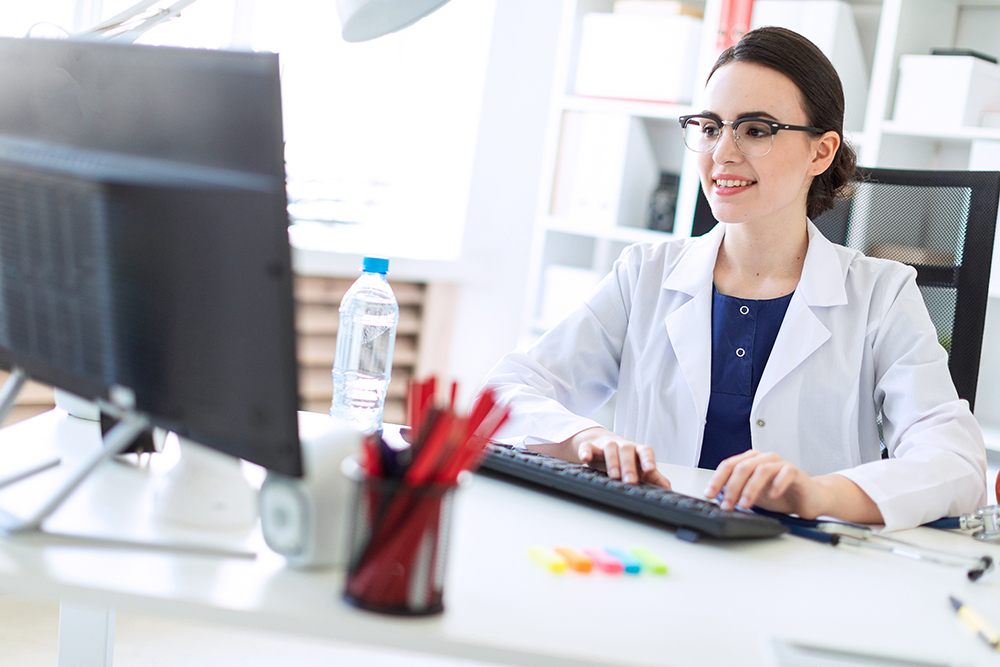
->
[[0, 37, 303, 479]]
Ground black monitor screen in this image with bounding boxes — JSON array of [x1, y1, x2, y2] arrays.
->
[[0, 37, 302, 477]]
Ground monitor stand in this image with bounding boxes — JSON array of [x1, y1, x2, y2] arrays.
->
[[150, 432, 258, 532], [0, 370, 149, 534], [53, 386, 100, 421], [0, 368, 62, 483], [56, 385, 256, 530], [4, 374, 257, 558]]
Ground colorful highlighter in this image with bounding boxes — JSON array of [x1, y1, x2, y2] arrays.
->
[[630, 547, 669, 575], [554, 546, 593, 573], [583, 548, 624, 574], [528, 546, 567, 573], [605, 548, 641, 574]]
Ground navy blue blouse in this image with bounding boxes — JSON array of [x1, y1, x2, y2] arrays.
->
[[697, 286, 794, 470]]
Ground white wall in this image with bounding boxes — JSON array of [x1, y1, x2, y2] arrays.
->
[[446, 0, 564, 402]]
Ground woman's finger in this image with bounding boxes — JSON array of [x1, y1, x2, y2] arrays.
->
[[618, 443, 639, 483], [642, 466, 672, 490], [637, 445, 656, 473], [601, 441, 621, 479], [769, 463, 799, 498], [704, 449, 759, 498], [737, 462, 782, 509], [719, 453, 780, 510]]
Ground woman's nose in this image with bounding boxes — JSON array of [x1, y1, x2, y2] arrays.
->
[[713, 125, 743, 164]]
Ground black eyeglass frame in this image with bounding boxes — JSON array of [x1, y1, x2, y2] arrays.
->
[[677, 113, 827, 154]]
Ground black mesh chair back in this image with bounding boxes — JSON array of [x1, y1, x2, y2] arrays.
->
[[691, 167, 1000, 410]]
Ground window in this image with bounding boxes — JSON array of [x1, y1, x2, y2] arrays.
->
[[0, 2, 78, 37], [253, 0, 495, 261], [40, 0, 496, 261]]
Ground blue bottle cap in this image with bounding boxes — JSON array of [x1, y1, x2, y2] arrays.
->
[[362, 256, 389, 274]]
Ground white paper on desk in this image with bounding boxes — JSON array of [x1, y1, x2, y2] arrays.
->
[[770, 637, 950, 667]]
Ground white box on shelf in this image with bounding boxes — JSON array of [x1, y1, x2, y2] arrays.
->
[[970, 139, 1000, 169], [573, 12, 702, 104], [984, 111, 1000, 129], [750, 0, 869, 132], [893, 55, 1000, 128], [550, 111, 658, 230]]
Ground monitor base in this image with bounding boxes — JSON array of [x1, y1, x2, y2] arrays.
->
[[53, 388, 100, 421], [151, 434, 258, 532]]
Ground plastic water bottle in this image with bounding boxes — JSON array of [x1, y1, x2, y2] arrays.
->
[[330, 256, 399, 434]]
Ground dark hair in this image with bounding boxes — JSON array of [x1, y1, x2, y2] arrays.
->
[[708, 26, 856, 219]]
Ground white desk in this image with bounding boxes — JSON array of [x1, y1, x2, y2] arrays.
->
[[0, 411, 998, 667]]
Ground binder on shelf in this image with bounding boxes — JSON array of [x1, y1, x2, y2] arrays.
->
[[612, 1, 703, 19], [550, 111, 658, 231], [717, 0, 753, 50]]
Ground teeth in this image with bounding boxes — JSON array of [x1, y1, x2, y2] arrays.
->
[[716, 179, 754, 188]]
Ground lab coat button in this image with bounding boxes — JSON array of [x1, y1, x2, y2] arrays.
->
[[756, 419, 766, 427], [736, 347, 746, 358]]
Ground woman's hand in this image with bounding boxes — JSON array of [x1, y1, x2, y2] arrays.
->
[[569, 427, 672, 489], [703, 450, 829, 518], [703, 450, 884, 523]]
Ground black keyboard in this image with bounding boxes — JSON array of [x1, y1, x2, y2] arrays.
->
[[478, 444, 787, 541]]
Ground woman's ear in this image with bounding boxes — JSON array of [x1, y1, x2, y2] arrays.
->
[[809, 130, 841, 176]]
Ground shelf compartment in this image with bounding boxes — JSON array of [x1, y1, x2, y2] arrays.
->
[[545, 216, 674, 244], [560, 94, 695, 121], [880, 121, 1000, 144]]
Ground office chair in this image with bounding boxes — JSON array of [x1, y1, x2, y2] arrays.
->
[[691, 167, 1000, 411]]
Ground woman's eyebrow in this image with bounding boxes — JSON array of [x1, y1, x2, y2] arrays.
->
[[737, 111, 778, 120], [699, 110, 780, 121]]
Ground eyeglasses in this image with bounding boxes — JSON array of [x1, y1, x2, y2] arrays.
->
[[678, 114, 826, 158]]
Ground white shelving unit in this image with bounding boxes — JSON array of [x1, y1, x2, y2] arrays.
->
[[524, 0, 1000, 447]]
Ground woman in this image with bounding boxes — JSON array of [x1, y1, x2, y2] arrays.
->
[[482, 27, 986, 531]]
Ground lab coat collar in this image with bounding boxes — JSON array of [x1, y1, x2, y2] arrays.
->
[[661, 219, 849, 306], [798, 220, 850, 307], [662, 219, 849, 434], [661, 222, 724, 295]]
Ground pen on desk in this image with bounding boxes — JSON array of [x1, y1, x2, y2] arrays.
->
[[949, 596, 1000, 651]]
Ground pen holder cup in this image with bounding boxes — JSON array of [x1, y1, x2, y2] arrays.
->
[[342, 473, 457, 616]]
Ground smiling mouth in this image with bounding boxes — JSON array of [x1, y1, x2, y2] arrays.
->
[[713, 179, 757, 188]]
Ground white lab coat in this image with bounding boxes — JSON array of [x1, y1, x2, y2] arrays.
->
[[485, 221, 987, 530]]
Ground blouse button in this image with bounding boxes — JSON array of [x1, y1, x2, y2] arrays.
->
[[739, 305, 750, 315], [735, 347, 746, 358], [756, 419, 766, 427]]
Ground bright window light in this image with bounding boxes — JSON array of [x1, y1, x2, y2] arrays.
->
[[11, 0, 496, 262], [254, 0, 495, 261], [0, 2, 77, 37]]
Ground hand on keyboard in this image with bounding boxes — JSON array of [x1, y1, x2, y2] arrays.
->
[[703, 450, 883, 525], [566, 427, 672, 490], [479, 444, 788, 539]]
